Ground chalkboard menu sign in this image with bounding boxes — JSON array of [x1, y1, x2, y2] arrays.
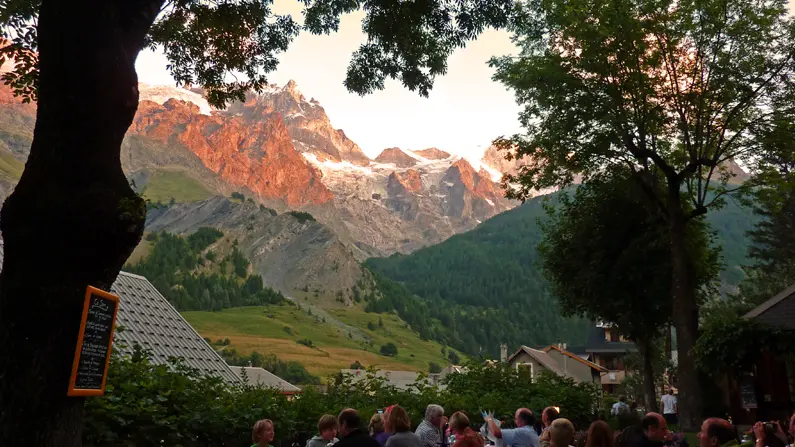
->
[[67, 286, 120, 396], [740, 374, 758, 409]]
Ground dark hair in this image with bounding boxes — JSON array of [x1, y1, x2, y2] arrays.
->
[[616, 426, 644, 447], [518, 409, 536, 427], [319, 414, 339, 433], [641, 415, 660, 431], [587, 421, 615, 447], [544, 407, 560, 424], [618, 396, 627, 403], [388, 406, 412, 432], [339, 409, 361, 431]]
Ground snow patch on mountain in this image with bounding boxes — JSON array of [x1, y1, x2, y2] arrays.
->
[[139, 83, 213, 115]]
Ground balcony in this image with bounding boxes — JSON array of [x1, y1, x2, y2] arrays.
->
[[601, 370, 626, 385]]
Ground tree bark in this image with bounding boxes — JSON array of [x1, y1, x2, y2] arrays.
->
[[0, 0, 161, 444], [666, 187, 702, 431], [638, 336, 659, 413]]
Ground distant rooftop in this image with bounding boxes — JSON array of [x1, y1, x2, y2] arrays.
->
[[230, 366, 301, 394], [112, 271, 241, 384], [584, 326, 635, 353], [744, 283, 795, 330], [340, 369, 440, 390]]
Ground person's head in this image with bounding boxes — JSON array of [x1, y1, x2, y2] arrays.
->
[[616, 426, 644, 447], [370, 413, 385, 436], [630, 402, 638, 411], [318, 414, 339, 441], [697, 418, 735, 447], [543, 407, 560, 428], [587, 420, 615, 447], [388, 406, 412, 433], [252, 419, 275, 446], [641, 413, 668, 442], [668, 389, 674, 395], [515, 408, 535, 428], [338, 409, 361, 438], [449, 412, 471, 435], [425, 404, 445, 427], [550, 418, 575, 447], [618, 396, 627, 403], [383, 405, 396, 433]]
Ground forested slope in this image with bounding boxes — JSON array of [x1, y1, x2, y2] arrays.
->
[[366, 191, 759, 357]]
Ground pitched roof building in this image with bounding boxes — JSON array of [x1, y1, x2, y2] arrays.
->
[[744, 283, 795, 330], [506, 344, 608, 386], [230, 366, 301, 394], [111, 271, 241, 384], [340, 369, 442, 390]]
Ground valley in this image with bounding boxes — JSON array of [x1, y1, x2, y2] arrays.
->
[[0, 79, 759, 379], [183, 305, 452, 378]]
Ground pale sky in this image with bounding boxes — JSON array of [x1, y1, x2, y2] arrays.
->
[[135, 1, 521, 160], [136, 1, 795, 160]]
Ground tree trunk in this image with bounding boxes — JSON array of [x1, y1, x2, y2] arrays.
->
[[638, 336, 659, 413], [666, 187, 702, 431], [663, 325, 672, 395], [0, 0, 161, 444]]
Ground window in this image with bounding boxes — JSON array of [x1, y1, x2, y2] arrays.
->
[[603, 356, 620, 370], [516, 362, 535, 381]]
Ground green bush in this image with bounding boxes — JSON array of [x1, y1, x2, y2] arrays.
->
[[297, 338, 314, 348], [84, 351, 599, 446], [380, 342, 398, 356]]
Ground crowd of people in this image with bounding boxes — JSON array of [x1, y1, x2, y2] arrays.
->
[[248, 404, 795, 447]]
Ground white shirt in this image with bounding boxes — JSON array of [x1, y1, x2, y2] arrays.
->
[[661, 394, 677, 414]]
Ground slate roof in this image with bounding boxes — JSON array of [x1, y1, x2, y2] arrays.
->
[[744, 283, 795, 330], [542, 344, 608, 372], [340, 369, 439, 390], [230, 366, 301, 394], [111, 271, 240, 384], [584, 326, 635, 353], [507, 346, 565, 376]]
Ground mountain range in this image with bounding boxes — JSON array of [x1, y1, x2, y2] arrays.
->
[[0, 79, 758, 370], [0, 80, 520, 299]]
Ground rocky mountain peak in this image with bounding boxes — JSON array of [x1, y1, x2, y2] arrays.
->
[[414, 147, 451, 160], [234, 81, 371, 166], [375, 147, 419, 168], [387, 169, 423, 193], [481, 144, 526, 178], [131, 95, 333, 207]]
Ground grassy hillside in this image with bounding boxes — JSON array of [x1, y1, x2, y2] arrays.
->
[[0, 151, 24, 181], [142, 170, 212, 203], [182, 305, 453, 377], [366, 191, 759, 358]]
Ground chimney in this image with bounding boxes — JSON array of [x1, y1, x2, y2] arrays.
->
[[500, 343, 508, 363], [562, 342, 567, 351]]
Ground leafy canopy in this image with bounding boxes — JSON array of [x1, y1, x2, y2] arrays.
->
[[491, 0, 795, 214], [537, 173, 720, 343], [1, 0, 514, 106], [738, 114, 795, 305]]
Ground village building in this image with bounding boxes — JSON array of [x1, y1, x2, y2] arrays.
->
[[340, 368, 442, 390], [583, 322, 636, 393], [505, 343, 608, 386], [230, 366, 301, 395], [110, 271, 242, 384], [724, 283, 795, 424]]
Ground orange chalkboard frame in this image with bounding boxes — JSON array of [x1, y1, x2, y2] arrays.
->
[[67, 286, 120, 397]]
